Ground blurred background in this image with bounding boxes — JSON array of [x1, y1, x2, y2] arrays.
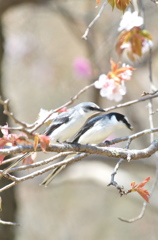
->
[[0, 0, 158, 239]]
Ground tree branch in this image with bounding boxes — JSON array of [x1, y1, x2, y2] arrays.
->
[[1, 139, 158, 193], [104, 93, 158, 112], [0, 139, 158, 162]]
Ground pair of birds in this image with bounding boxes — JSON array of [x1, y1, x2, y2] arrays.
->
[[5, 102, 133, 186]]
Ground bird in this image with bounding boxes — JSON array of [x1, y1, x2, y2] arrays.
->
[[4, 102, 105, 173], [43, 102, 105, 143], [41, 112, 133, 186]]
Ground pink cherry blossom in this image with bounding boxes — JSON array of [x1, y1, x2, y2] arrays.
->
[[94, 60, 134, 102], [95, 75, 126, 102]]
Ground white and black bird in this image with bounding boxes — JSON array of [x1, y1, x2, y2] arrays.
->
[[4, 102, 105, 172], [44, 102, 105, 143], [41, 112, 133, 186]]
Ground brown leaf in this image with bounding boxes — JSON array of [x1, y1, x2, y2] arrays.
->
[[108, 0, 131, 11], [131, 34, 142, 56], [22, 153, 36, 165], [116, 0, 131, 12], [33, 135, 39, 151], [38, 135, 50, 152], [115, 31, 132, 55], [34, 134, 50, 152]]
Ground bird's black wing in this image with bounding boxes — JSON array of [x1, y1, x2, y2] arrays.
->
[[72, 115, 103, 143], [44, 111, 73, 136]]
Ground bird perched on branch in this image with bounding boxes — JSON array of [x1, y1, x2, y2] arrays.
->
[[43, 102, 105, 143], [4, 102, 105, 172], [41, 112, 133, 186]]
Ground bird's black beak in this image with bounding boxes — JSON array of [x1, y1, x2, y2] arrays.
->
[[129, 125, 133, 130], [97, 107, 105, 112], [123, 117, 133, 131]]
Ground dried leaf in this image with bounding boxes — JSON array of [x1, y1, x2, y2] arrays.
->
[[116, 27, 152, 61], [131, 34, 142, 56], [116, 0, 131, 12], [116, 31, 132, 55], [108, 0, 131, 11], [38, 135, 50, 152], [34, 135, 39, 151], [33, 134, 50, 152], [22, 153, 37, 165]]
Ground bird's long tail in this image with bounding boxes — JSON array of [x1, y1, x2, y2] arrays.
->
[[40, 154, 76, 187], [3, 152, 33, 173]]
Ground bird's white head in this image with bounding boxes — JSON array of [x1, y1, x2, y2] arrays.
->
[[76, 102, 105, 118]]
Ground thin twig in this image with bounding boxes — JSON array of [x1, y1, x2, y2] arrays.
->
[[148, 46, 154, 142], [82, 1, 107, 40], [141, 90, 158, 96], [9, 152, 74, 173], [104, 93, 158, 112], [101, 127, 158, 146], [0, 97, 34, 129], [0, 218, 20, 226], [107, 158, 125, 195], [0, 153, 87, 192], [1, 155, 24, 165], [107, 135, 132, 194], [118, 201, 147, 223], [0, 182, 16, 192]]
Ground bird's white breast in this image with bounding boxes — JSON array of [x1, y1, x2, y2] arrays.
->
[[49, 110, 95, 143], [78, 116, 125, 144]]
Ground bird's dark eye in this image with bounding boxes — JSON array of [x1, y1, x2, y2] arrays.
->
[[83, 106, 104, 112], [88, 106, 95, 111], [83, 106, 94, 112]]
